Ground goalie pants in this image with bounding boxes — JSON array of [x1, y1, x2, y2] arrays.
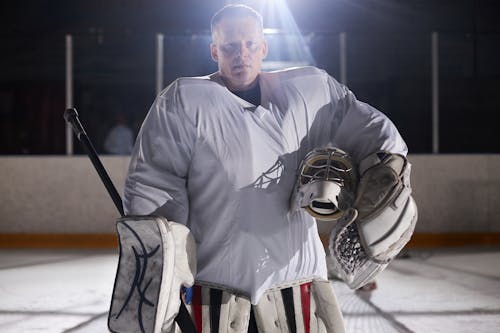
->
[[183, 279, 345, 333]]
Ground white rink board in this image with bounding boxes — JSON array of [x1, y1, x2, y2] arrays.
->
[[1, 154, 500, 234]]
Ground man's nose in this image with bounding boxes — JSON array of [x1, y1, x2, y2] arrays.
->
[[235, 43, 250, 57]]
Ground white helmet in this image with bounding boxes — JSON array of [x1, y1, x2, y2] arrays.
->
[[291, 147, 357, 221]]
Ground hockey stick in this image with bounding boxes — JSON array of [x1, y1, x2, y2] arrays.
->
[[64, 108, 124, 216], [64, 108, 196, 333]]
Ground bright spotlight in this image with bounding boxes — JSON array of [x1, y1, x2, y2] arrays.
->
[[255, 0, 316, 70]]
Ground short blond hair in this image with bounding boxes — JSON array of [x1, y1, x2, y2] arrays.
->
[[211, 4, 263, 39]]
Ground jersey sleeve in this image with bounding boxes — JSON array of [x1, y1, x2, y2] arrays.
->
[[327, 75, 408, 163], [123, 80, 196, 225]]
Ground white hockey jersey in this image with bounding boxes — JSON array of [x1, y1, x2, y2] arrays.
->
[[123, 66, 407, 304]]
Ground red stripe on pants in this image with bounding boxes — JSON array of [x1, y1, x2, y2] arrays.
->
[[300, 282, 312, 333], [192, 285, 203, 333]]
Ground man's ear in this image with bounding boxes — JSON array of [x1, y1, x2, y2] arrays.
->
[[210, 43, 218, 62], [261, 40, 268, 59]]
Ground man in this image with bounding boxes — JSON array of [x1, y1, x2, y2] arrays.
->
[[122, 4, 416, 332], [103, 112, 134, 155]]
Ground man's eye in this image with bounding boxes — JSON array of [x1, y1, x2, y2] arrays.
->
[[222, 44, 237, 53], [247, 42, 259, 51]]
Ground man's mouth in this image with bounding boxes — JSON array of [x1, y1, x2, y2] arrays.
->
[[232, 64, 250, 70]]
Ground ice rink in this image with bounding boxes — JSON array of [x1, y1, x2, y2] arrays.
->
[[0, 248, 499, 333]]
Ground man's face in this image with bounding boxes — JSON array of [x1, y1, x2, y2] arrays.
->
[[211, 16, 267, 91]]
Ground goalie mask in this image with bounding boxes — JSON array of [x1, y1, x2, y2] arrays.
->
[[291, 147, 357, 221]]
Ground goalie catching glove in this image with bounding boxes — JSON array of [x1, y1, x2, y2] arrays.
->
[[292, 148, 417, 289]]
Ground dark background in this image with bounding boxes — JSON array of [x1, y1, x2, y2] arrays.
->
[[1, 0, 498, 154]]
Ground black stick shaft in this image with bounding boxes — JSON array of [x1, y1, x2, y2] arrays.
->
[[64, 108, 124, 216], [65, 108, 198, 332]]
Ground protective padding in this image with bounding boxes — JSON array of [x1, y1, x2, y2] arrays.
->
[[355, 153, 418, 262], [108, 215, 196, 333], [329, 152, 417, 289], [189, 279, 345, 333]]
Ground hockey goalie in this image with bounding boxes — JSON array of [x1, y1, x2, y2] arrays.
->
[[107, 4, 417, 333]]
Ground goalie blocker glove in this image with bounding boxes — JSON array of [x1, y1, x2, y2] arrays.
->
[[108, 216, 197, 333]]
